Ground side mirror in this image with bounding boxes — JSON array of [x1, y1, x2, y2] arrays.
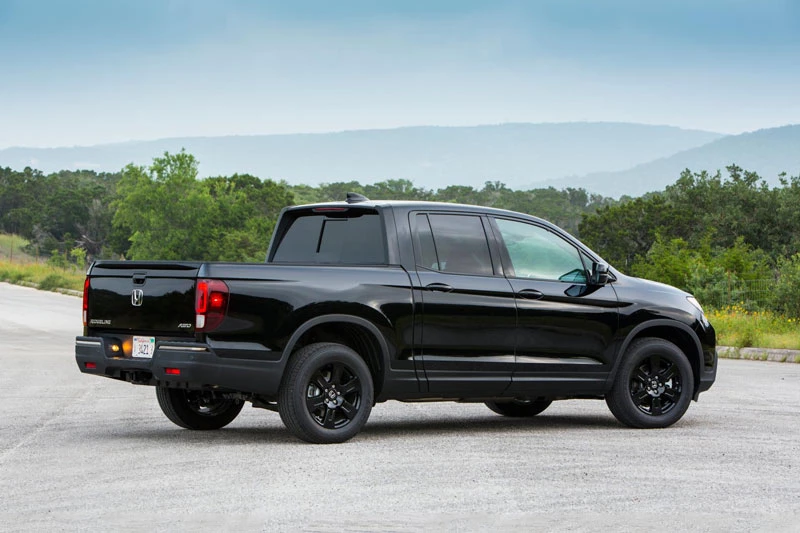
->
[[590, 262, 609, 286]]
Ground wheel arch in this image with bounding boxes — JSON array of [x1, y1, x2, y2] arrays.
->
[[281, 314, 390, 398], [609, 319, 704, 398]]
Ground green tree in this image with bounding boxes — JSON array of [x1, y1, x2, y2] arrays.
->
[[203, 173, 294, 261], [579, 195, 675, 269], [113, 152, 295, 261], [363, 179, 431, 200], [774, 254, 800, 317], [113, 151, 218, 260], [630, 234, 699, 289]]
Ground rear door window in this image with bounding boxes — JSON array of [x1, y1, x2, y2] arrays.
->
[[414, 213, 494, 276]]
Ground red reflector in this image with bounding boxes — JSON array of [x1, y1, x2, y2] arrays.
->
[[82, 277, 90, 327], [85, 362, 97, 370], [196, 280, 209, 314], [165, 368, 181, 375]]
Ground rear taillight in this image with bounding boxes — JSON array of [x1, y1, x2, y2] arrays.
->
[[195, 279, 229, 332], [82, 277, 89, 327]]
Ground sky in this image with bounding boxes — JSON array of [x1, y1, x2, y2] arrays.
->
[[0, 0, 798, 148]]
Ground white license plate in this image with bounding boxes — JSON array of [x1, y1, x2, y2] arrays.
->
[[132, 336, 156, 359]]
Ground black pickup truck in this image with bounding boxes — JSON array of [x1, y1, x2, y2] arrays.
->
[[76, 195, 716, 443]]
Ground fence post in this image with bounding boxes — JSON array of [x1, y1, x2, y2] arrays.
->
[[727, 271, 731, 307]]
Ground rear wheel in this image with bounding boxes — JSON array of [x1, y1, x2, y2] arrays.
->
[[485, 398, 552, 417], [606, 338, 694, 428], [156, 388, 244, 430], [279, 343, 374, 444]]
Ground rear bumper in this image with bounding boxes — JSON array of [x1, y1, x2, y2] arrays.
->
[[75, 336, 283, 397]]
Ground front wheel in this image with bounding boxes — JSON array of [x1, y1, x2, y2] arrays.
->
[[156, 388, 244, 430], [606, 338, 694, 428], [485, 398, 552, 417], [278, 343, 374, 444]]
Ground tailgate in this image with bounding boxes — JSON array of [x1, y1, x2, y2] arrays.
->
[[87, 261, 201, 335]]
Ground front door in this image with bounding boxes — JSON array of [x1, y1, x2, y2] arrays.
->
[[488, 217, 620, 395]]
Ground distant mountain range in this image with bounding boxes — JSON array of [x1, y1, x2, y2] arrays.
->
[[1, 122, 797, 197], [544, 125, 800, 197], [0, 123, 721, 190]]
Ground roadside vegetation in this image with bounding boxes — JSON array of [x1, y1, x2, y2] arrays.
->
[[3, 151, 800, 350], [709, 305, 800, 350], [0, 260, 84, 292], [0, 234, 84, 292], [0, 152, 612, 264]]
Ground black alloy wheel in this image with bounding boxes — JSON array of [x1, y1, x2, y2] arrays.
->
[[279, 342, 374, 444], [606, 337, 694, 429], [305, 362, 363, 429], [156, 387, 244, 430], [629, 355, 682, 416]]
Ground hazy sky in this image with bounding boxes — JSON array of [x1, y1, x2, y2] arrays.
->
[[1, 0, 798, 148]]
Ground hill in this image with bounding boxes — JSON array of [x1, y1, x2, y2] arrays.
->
[[0, 123, 722, 190], [545, 125, 800, 197]]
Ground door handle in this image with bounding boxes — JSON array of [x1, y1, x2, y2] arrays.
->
[[425, 282, 454, 293], [517, 288, 544, 300]]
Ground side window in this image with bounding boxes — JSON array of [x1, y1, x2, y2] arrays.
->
[[419, 214, 493, 276], [494, 218, 587, 283], [272, 212, 387, 264], [415, 214, 440, 270]]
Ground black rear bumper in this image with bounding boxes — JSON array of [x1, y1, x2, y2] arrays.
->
[[75, 336, 283, 397]]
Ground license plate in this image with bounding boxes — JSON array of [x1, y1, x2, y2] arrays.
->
[[132, 336, 156, 358]]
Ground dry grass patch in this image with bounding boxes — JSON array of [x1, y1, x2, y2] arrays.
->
[[0, 261, 84, 292]]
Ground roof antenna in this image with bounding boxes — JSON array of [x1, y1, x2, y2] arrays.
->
[[346, 192, 369, 204]]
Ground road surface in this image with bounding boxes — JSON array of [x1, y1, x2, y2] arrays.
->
[[0, 282, 798, 531]]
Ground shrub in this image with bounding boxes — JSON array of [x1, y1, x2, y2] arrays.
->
[[773, 254, 800, 318], [38, 273, 69, 291]]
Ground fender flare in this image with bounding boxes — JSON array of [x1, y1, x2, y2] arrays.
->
[[606, 319, 704, 391], [280, 313, 391, 370]]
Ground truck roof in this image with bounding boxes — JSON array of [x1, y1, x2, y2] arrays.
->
[[285, 199, 554, 227]]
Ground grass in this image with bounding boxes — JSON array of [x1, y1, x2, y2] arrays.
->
[[0, 233, 35, 262], [0, 260, 85, 292], [0, 233, 85, 292], [708, 304, 800, 350]]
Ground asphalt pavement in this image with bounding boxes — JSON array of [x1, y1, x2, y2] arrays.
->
[[0, 282, 798, 532]]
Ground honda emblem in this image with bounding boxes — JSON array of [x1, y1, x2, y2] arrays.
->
[[131, 289, 144, 307]]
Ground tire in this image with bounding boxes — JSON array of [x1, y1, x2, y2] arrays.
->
[[606, 337, 694, 429], [156, 387, 244, 430], [278, 342, 374, 444], [485, 398, 552, 417]]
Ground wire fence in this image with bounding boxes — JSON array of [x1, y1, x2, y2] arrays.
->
[[695, 278, 775, 311]]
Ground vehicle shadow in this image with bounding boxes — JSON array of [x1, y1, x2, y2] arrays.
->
[[361, 413, 621, 439], [102, 412, 620, 445], [103, 422, 296, 445]]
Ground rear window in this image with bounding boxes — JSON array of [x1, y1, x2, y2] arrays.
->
[[271, 210, 387, 264]]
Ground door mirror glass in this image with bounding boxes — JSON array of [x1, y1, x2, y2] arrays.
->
[[590, 262, 609, 286]]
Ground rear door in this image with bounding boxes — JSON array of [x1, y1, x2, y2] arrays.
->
[[411, 212, 516, 395]]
